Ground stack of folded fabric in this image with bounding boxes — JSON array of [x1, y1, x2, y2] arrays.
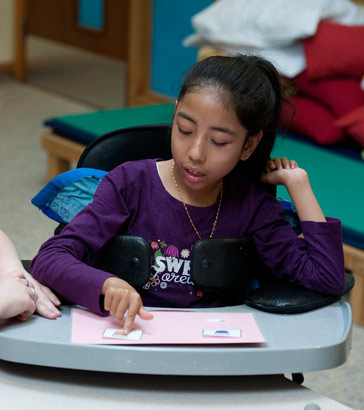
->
[[281, 21, 364, 149]]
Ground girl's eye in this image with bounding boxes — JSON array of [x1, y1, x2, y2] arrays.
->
[[212, 140, 228, 147], [178, 127, 191, 135]]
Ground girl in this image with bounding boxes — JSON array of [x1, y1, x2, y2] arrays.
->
[[31, 55, 345, 333], [0, 229, 61, 320]]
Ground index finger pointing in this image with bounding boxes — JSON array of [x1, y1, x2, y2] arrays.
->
[[122, 313, 136, 335]]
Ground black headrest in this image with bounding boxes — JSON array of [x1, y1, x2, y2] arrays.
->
[[77, 124, 172, 171]]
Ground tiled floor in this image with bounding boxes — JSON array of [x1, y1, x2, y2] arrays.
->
[[27, 36, 126, 109]]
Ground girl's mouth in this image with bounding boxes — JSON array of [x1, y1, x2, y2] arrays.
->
[[184, 167, 206, 183]]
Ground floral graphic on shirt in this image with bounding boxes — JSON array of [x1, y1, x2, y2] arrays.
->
[[151, 276, 160, 287], [165, 245, 179, 258], [150, 241, 159, 250], [144, 241, 195, 293], [180, 249, 190, 259]]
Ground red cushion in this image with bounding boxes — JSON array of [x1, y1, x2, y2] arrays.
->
[[304, 21, 364, 80], [281, 96, 345, 144], [295, 71, 364, 118], [336, 105, 364, 147]]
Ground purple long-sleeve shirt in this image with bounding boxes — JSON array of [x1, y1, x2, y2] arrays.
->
[[31, 159, 345, 314]]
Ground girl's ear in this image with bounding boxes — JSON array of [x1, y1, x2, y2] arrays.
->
[[240, 130, 263, 161]]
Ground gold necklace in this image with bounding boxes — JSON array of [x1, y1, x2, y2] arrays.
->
[[170, 161, 223, 239]]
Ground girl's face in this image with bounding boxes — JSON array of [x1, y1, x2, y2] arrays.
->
[[171, 87, 261, 202]]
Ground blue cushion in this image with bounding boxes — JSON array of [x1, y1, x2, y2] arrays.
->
[[32, 169, 301, 234], [31, 168, 107, 223], [278, 197, 301, 235]]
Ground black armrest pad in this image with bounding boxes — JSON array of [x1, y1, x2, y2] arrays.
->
[[245, 273, 355, 314], [96, 235, 151, 288], [190, 237, 256, 290]]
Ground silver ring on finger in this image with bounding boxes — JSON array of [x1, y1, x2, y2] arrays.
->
[[30, 287, 36, 299]]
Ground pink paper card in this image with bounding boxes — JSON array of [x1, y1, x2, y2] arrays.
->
[[71, 308, 265, 345]]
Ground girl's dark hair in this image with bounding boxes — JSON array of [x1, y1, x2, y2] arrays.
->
[[178, 54, 284, 179]]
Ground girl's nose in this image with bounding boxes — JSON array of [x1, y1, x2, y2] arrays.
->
[[189, 136, 206, 163]]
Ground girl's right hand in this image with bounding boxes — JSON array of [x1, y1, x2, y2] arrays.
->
[[261, 157, 326, 223], [101, 277, 153, 334], [260, 157, 307, 187]]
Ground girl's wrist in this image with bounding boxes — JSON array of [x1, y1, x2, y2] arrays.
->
[[283, 169, 309, 192]]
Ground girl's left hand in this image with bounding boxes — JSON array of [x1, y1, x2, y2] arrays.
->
[[260, 157, 308, 187]]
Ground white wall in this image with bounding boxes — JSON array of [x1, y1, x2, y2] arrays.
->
[[0, 0, 14, 63]]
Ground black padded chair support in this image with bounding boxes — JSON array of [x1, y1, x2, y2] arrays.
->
[[77, 124, 172, 171], [96, 236, 151, 288], [190, 237, 257, 291], [94, 234, 354, 314], [96, 236, 257, 292]]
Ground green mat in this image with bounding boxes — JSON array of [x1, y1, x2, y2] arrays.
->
[[44, 103, 176, 145], [273, 135, 364, 248]]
